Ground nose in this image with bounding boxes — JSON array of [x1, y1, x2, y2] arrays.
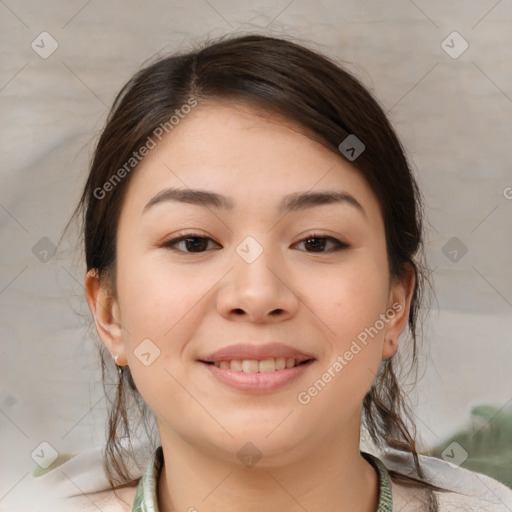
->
[[215, 237, 300, 324]]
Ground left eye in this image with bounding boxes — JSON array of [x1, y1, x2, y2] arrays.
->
[[293, 235, 349, 253], [161, 234, 349, 254]]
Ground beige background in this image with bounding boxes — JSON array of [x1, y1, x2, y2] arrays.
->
[[1, 0, 511, 498]]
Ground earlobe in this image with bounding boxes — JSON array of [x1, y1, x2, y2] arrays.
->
[[382, 265, 416, 360], [382, 337, 399, 360], [84, 269, 126, 364]]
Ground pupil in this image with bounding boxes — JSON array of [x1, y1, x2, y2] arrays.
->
[[306, 237, 325, 252], [186, 238, 207, 252]]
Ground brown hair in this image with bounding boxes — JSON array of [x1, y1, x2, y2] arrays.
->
[[72, 33, 437, 500]]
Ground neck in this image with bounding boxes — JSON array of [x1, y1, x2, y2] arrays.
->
[[156, 414, 379, 512]]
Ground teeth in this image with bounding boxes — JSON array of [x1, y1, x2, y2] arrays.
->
[[212, 357, 304, 372], [230, 360, 243, 371], [259, 359, 275, 372], [242, 360, 259, 373], [275, 357, 286, 370]]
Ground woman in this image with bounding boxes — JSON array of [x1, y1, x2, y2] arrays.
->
[[19, 34, 512, 511]]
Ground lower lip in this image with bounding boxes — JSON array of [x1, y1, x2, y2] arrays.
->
[[200, 360, 315, 393]]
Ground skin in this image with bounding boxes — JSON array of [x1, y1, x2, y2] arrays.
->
[[85, 100, 415, 512]]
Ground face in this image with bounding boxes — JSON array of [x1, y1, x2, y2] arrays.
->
[[86, 100, 413, 466]]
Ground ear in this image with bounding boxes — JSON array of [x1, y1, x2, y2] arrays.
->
[[381, 264, 416, 360], [84, 269, 127, 365]]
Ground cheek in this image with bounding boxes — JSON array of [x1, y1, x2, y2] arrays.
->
[[115, 248, 198, 339], [115, 257, 205, 418], [297, 264, 389, 414], [299, 256, 389, 400], [302, 255, 390, 345]]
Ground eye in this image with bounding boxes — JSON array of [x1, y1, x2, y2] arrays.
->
[[161, 232, 349, 254], [293, 234, 349, 253], [161, 233, 220, 253]]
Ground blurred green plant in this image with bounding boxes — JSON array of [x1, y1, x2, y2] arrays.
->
[[430, 404, 512, 489]]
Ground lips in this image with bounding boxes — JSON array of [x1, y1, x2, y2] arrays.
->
[[198, 342, 316, 364]]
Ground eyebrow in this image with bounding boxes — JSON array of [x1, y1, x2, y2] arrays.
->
[[143, 187, 367, 220]]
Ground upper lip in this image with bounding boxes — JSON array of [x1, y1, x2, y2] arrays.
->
[[199, 342, 316, 363]]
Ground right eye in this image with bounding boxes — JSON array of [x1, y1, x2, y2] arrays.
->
[[161, 234, 221, 253]]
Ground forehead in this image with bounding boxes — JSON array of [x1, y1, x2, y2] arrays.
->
[[120, 101, 383, 225]]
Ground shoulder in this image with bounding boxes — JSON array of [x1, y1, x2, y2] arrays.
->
[[377, 448, 512, 511], [1, 443, 148, 512], [19, 485, 139, 512]]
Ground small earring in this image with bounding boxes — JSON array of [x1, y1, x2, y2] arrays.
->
[[114, 354, 124, 376]]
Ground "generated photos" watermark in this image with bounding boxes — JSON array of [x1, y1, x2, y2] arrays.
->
[[297, 301, 404, 405], [94, 97, 197, 200]]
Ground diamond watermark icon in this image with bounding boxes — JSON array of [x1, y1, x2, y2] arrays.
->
[[338, 134, 365, 161], [236, 236, 263, 264], [31, 32, 59, 59], [32, 237, 57, 263], [237, 442, 262, 468], [442, 237, 468, 263], [441, 441, 468, 468], [441, 31, 468, 59], [134, 338, 161, 366], [31, 441, 58, 470]]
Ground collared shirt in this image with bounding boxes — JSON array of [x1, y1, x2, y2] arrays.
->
[[4, 441, 512, 511], [131, 446, 393, 512]]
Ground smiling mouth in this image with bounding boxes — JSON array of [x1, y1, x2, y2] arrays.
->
[[200, 358, 315, 372]]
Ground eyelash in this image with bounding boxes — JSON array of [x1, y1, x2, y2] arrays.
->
[[161, 232, 350, 254]]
